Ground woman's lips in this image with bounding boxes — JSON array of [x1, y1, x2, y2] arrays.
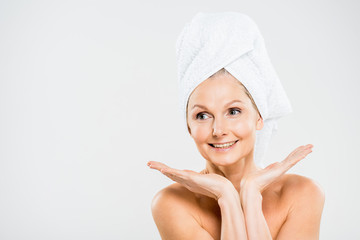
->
[[208, 140, 238, 152]]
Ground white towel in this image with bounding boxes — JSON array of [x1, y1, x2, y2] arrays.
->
[[176, 12, 293, 167]]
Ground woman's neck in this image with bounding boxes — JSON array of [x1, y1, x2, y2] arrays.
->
[[205, 155, 260, 193]]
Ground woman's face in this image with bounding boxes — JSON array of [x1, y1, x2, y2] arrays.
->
[[187, 74, 263, 166]]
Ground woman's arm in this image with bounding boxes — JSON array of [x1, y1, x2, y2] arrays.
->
[[273, 176, 325, 240], [240, 183, 272, 239], [148, 161, 248, 240], [151, 186, 215, 240], [240, 176, 325, 240], [238, 144, 320, 240], [218, 186, 248, 240]]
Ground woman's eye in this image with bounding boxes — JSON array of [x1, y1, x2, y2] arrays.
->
[[229, 108, 241, 115], [196, 113, 209, 120]]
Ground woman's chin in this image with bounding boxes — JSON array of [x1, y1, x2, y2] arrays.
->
[[208, 157, 240, 167], [205, 151, 253, 167]]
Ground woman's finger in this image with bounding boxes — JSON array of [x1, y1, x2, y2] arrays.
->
[[147, 161, 170, 171], [161, 169, 195, 186], [262, 144, 313, 178], [161, 167, 191, 181], [147, 161, 190, 180], [282, 144, 313, 171], [147, 161, 176, 175]]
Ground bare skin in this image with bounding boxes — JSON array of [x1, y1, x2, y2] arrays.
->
[[148, 74, 325, 239]]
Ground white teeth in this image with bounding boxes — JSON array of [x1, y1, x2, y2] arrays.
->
[[213, 141, 236, 148]]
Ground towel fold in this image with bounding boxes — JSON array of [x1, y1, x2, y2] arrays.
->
[[176, 12, 292, 167]]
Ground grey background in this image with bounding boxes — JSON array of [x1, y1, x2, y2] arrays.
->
[[1, 0, 359, 239]]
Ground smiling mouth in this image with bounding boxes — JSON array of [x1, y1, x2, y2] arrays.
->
[[209, 140, 238, 149]]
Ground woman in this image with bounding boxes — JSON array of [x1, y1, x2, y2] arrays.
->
[[148, 12, 325, 240]]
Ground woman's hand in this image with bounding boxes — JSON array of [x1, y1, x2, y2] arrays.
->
[[147, 161, 234, 200], [240, 144, 314, 195]]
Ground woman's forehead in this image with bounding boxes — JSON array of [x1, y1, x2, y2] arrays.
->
[[188, 76, 249, 105]]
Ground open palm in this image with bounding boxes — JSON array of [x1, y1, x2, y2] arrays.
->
[[240, 144, 313, 193], [147, 161, 233, 200]]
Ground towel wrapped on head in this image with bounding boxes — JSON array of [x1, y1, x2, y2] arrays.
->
[[175, 12, 293, 167]]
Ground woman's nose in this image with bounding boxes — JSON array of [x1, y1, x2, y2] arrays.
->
[[212, 119, 228, 137]]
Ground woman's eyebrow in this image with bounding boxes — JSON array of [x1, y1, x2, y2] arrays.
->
[[191, 99, 244, 110], [225, 99, 244, 107]]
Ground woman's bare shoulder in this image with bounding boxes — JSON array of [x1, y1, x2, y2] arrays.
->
[[151, 183, 214, 239], [281, 174, 324, 194], [270, 176, 325, 238], [152, 183, 197, 205], [279, 173, 325, 207], [151, 183, 200, 220]]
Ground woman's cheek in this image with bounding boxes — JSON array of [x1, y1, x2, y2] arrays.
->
[[232, 120, 253, 136], [191, 124, 210, 142]]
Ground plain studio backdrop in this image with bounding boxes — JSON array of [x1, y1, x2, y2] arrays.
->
[[0, 0, 359, 239]]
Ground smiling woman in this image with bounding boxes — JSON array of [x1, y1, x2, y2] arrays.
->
[[186, 71, 263, 168], [147, 12, 325, 240]]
